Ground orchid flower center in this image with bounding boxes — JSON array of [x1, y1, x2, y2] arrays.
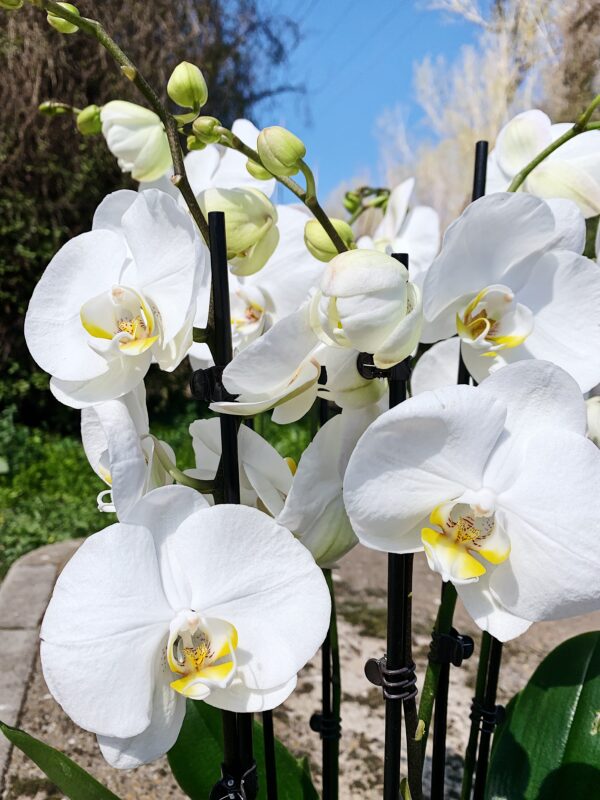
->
[[421, 489, 510, 584], [456, 284, 534, 355], [167, 610, 238, 700], [230, 286, 267, 348], [80, 285, 159, 356]]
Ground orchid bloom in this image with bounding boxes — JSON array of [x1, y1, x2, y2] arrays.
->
[[487, 109, 600, 217], [357, 178, 440, 287], [188, 418, 293, 515], [344, 361, 600, 641], [190, 205, 324, 370], [41, 485, 330, 768], [277, 409, 376, 567], [25, 190, 207, 408], [421, 193, 600, 391], [101, 101, 172, 183], [81, 383, 173, 515], [312, 249, 423, 369], [212, 305, 322, 424]]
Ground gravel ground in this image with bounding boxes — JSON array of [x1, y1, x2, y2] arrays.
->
[[3, 546, 600, 799]]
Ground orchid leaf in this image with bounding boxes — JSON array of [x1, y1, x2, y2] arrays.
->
[[0, 720, 121, 800], [168, 700, 318, 799], [486, 631, 600, 799]]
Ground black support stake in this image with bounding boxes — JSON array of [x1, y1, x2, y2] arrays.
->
[[472, 636, 504, 800], [207, 211, 258, 800]]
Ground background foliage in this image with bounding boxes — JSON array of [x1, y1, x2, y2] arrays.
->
[[0, 0, 301, 432]]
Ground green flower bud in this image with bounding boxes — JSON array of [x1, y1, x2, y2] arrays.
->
[[246, 159, 272, 181], [198, 187, 279, 275], [304, 218, 355, 262], [167, 61, 208, 111], [47, 2, 80, 34], [76, 104, 101, 136], [0, 1, 24, 10], [192, 116, 222, 145], [257, 126, 306, 177], [343, 190, 361, 213], [186, 134, 206, 152]]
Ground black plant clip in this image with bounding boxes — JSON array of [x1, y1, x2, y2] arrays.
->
[[208, 762, 258, 800], [364, 655, 418, 702], [309, 712, 341, 741], [356, 352, 412, 382], [469, 699, 506, 734], [190, 365, 238, 404], [429, 627, 475, 667]]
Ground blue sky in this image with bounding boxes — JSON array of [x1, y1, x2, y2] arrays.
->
[[258, 1, 481, 197]]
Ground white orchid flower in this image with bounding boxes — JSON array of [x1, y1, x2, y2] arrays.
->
[[190, 204, 324, 369], [357, 178, 440, 288], [277, 408, 377, 567], [486, 109, 600, 217], [25, 190, 208, 408], [144, 118, 275, 199], [41, 485, 330, 768], [101, 101, 172, 183], [188, 418, 293, 515], [411, 338, 461, 397], [81, 383, 174, 516], [421, 192, 600, 392], [312, 249, 423, 369], [212, 305, 322, 424], [344, 361, 600, 642]]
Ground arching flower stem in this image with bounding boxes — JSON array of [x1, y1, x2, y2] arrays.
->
[[507, 94, 600, 193], [29, 0, 210, 243]]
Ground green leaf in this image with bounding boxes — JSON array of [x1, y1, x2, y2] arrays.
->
[[168, 701, 319, 799], [0, 720, 121, 800], [486, 631, 600, 800]]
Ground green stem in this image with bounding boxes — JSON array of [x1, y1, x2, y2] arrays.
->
[[218, 130, 348, 255], [416, 582, 458, 764], [507, 94, 600, 193], [31, 0, 210, 243], [324, 568, 341, 799], [298, 159, 316, 200], [148, 436, 216, 494], [460, 631, 492, 800]]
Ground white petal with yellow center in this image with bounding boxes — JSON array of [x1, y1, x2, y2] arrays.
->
[[456, 283, 534, 355]]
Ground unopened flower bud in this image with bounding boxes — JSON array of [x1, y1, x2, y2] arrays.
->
[[246, 159, 272, 181], [0, 0, 24, 10], [192, 116, 221, 145], [343, 190, 361, 213], [47, 2, 80, 34], [257, 126, 306, 177], [198, 187, 279, 275], [304, 218, 355, 262], [76, 105, 101, 136], [186, 134, 206, 152], [167, 62, 208, 111]]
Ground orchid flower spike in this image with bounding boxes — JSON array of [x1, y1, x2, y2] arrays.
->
[[101, 101, 172, 183], [344, 361, 600, 641], [487, 109, 600, 217], [188, 418, 293, 515], [40, 485, 330, 768], [421, 192, 600, 392], [357, 177, 440, 288], [81, 383, 174, 516], [277, 408, 377, 566], [25, 190, 208, 408]]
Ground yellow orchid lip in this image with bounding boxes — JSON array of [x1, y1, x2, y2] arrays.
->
[[456, 284, 533, 356], [167, 612, 238, 699], [421, 498, 510, 584], [80, 286, 158, 354]]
